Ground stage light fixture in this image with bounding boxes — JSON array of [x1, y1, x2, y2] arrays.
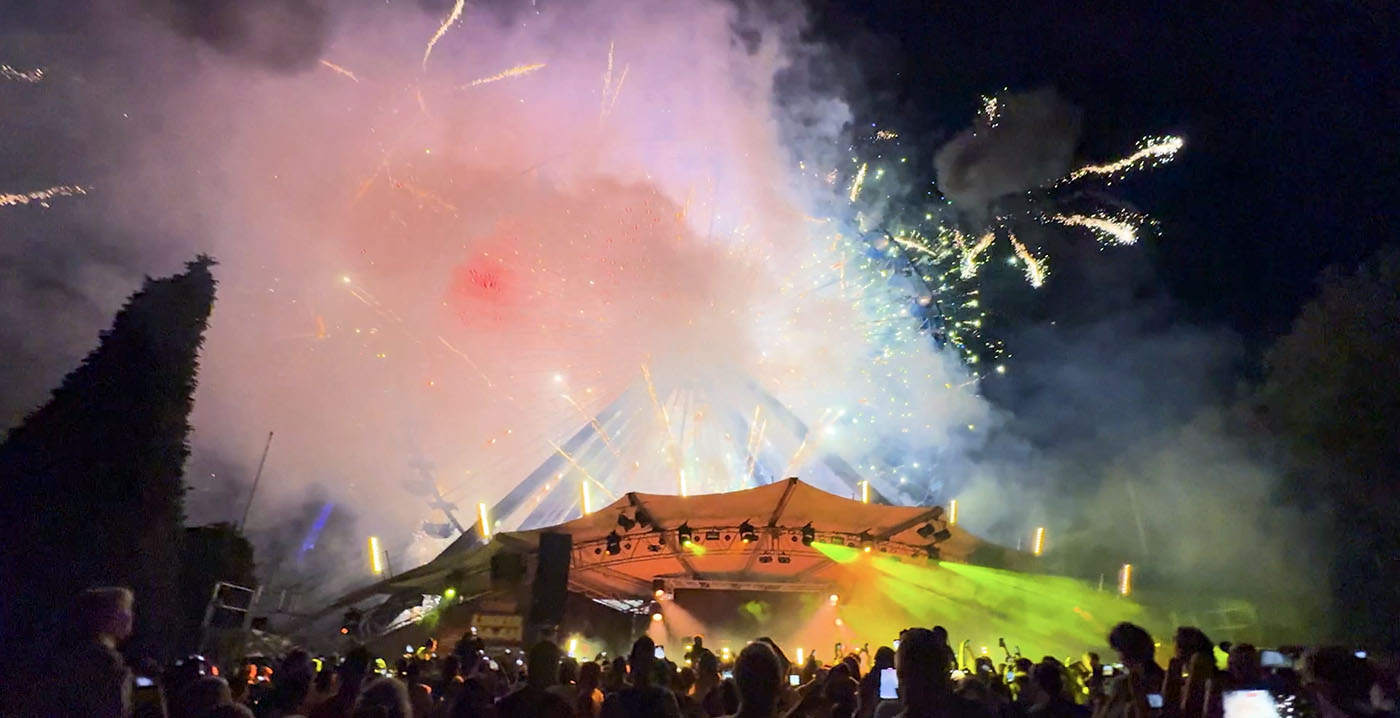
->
[[932, 528, 952, 542], [653, 579, 666, 598], [858, 530, 875, 551], [777, 555, 791, 564], [923, 544, 941, 560], [738, 520, 758, 543], [616, 513, 636, 532], [828, 594, 839, 606], [705, 530, 721, 541], [635, 508, 654, 529], [648, 602, 663, 622], [800, 523, 815, 546], [646, 543, 663, 553], [916, 523, 936, 539], [677, 523, 694, 546], [605, 531, 622, 556], [758, 555, 773, 564]]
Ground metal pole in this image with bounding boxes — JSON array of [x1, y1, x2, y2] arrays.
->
[[238, 432, 275, 531]]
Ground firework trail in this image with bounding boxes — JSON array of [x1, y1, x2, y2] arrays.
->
[[436, 335, 495, 388], [560, 393, 620, 456], [1061, 135, 1184, 184], [1006, 232, 1047, 287], [607, 65, 629, 114], [848, 162, 868, 202], [545, 438, 608, 500], [319, 60, 360, 83], [641, 364, 686, 491], [1, 185, 87, 209], [1, 65, 44, 83], [599, 43, 630, 120], [464, 62, 546, 88], [422, 0, 465, 70], [961, 231, 995, 279], [891, 233, 938, 258], [1048, 212, 1142, 245]]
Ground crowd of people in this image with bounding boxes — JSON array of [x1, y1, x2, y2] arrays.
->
[[7, 586, 1397, 718]]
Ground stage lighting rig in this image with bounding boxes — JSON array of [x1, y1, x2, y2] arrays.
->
[[800, 523, 815, 546], [635, 508, 654, 529], [677, 523, 694, 546], [616, 513, 637, 532], [738, 520, 758, 543], [605, 531, 623, 556]]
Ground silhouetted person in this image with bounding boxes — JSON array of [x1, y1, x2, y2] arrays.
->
[[575, 661, 604, 718], [37, 587, 137, 718], [353, 677, 413, 718], [1027, 663, 1089, 718], [1093, 623, 1164, 718], [860, 647, 897, 718], [311, 646, 374, 718], [931, 628, 959, 671], [601, 637, 680, 718], [896, 628, 989, 718], [500, 642, 572, 718], [725, 642, 782, 718], [696, 651, 725, 718], [450, 677, 498, 718]]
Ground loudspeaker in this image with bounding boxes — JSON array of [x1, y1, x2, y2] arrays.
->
[[528, 532, 571, 628]]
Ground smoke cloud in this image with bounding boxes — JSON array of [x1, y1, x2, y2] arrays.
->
[[138, 0, 332, 72], [934, 87, 1082, 210], [1, 0, 994, 595], [2, 0, 1327, 639]]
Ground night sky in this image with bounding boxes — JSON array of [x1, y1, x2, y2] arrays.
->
[[814, 1, 1399, 347]]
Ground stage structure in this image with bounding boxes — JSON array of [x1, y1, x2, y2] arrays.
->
[[312, 478, 1042, 646], [308, 371, 1021, 644]]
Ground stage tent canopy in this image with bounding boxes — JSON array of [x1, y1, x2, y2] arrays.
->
[[322, 478, 1021, 614]]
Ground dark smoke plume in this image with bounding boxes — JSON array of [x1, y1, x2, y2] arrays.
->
[[139, 0, 332, 72]]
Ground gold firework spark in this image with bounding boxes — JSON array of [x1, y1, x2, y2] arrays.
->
[[599, 42, 615, 119], [422, 0, 465, 70], [1049, 212, 1141, 245], [891, 233, 937, 258], [874, 129, 898, 141], [561, 393, 619, 456], [607, 64, 629, 114], [981, 95, 1000, 128], [1, 184, 87, 209], [961, 230, 996, 278], [437, 335, 495, 388], [1063, 135, 1184, 183], [464, 62, 546, 88], [1007, 232, 1048, 288], [848, 162, 868, 202], [319, 60, 360, 83], [641, 364, 686, 491], [1, 65, 44, 83]]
